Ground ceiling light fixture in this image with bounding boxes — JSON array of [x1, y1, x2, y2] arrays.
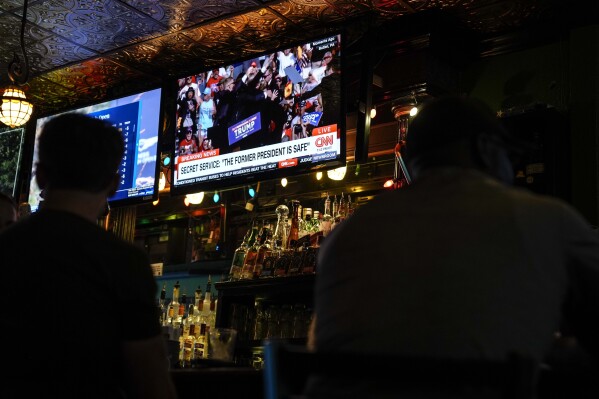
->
[[0, 0, 33, 128], [281, 177, 288, 187], [327, 165, 347, 181], [185, 192, 204, 206], [316, 171, 323, 181]]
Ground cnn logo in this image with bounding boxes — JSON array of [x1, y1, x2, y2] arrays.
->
[[315, 135, 334, 147]]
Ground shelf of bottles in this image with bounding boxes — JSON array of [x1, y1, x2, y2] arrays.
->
[[228, 192, 354, 282], [158, 276, 219, 369], [158, 193, 356, 368], [211, 193, 354, 367]]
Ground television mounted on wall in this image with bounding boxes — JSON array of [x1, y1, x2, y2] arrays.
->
[[27, 87, 163, 212], [168, 31, 346, 195]]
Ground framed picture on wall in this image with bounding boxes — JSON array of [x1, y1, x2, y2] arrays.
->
[[0, 127, 25, 197]]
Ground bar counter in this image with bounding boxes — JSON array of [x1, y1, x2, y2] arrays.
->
[[170, 366, 263, 399]]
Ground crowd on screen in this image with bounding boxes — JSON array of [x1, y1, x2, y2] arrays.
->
[[175, 37, 341, 157]]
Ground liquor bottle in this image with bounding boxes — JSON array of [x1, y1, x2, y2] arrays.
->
[[168, 281, 181, 327], [300, 240, 318, 274], [286, 241, 303, 276], [312, 210, 320, 232], [158, 283, 167, 326], [338, 192, 346, 220], [286, 200, 301, 249], [193, 286, 203, 323], [240, 224, 260, 280], [181, 323, 196, 368], [178, 292, 187, 333], [252, 224, 272, 278], [274, 240, 292, 277], [331, 194, 338, 219], [320, 193, 333, 236], [202, 275, 212, 321], [228, 229, 251, 280], [260, 237, 280, 278], [272, 204, 289, 250], [208, 295, 217, 331], [299, 207, 312, 237], [347, 194, 354, 217], [193, 323, 208, 364]]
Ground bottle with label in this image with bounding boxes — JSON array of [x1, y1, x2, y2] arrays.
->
[[346, 194, 354, 217], [260, 237, 280, 278], [208, 295, 217, 331], [338, 192, 346, 220], [331, 194, 338, 219], [273, 204, 289, 250], [300, 241, 317, 274], [228, 229, 252, 280], [286, 241, 303, 276], [320, 193, 333, 236], [193, 286, 202, 315], [286, 200, 301, 249], [193, 323, 208, 365], [181, 324, 196, 368], [240, 224, 260, 280], [252, 224, 272, 278], [311, 210, 321, 232], [168, 281, 181, 328], [274, 241, 292, 277], [202, 275, 213, 322], [178, 292, 187, 330], [158, 283, 167, 326], [299, 207, 312, 237]]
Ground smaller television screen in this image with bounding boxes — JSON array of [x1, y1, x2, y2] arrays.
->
[[27, 87, 163, 212], [169, 32, 345, 194]]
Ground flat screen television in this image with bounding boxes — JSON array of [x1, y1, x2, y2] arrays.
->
[[27, 87, 163, 212], [169, 31, 345, 195]]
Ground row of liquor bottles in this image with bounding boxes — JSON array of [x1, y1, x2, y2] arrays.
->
[[158, 277, 222, 368], [228, 192, 354, 281], [159, 277, 217, 339]]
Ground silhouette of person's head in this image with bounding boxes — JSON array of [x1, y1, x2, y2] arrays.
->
[[35, 113, 124, 195], [405, 95, 516, 184]]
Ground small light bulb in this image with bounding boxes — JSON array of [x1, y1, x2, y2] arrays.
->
[[316, 171, 323, 181], [281, 177, 288, 187], [410, 106, 418, 117]]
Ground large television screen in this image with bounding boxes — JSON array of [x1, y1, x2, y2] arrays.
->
[[169, 32, 345, 195], [27, 87, 163, 212]]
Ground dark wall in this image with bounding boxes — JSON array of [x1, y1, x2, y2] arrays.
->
[[461, 26, 599, 226]]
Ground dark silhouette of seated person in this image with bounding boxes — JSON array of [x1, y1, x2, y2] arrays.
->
[[308, 96, 599, 398], [0, 113, 177, 399]]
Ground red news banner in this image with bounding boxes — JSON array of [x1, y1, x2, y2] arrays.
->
[[174, 124, 340, 185]]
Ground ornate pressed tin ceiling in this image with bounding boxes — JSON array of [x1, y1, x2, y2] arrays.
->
[[0, 0, 581, 118]]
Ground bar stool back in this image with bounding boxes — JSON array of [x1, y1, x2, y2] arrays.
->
[[262, 339, 537, 399]]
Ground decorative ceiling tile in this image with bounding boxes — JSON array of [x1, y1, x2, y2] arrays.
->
[[122, 0, 263, 30], [0, 0, 574, 121], [269, 0, 348, 25], [0, 0, 26, 12]]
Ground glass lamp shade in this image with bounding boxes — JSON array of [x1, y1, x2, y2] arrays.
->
[[185, 192, 204, 205], [327, 166, 347, 181], [0, 86, 33, 128]]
